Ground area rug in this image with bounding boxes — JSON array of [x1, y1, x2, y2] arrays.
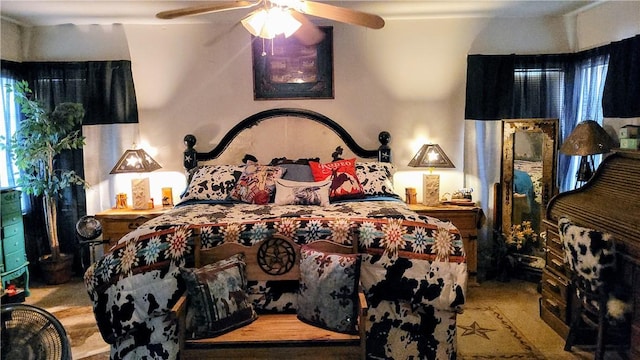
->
[[457, 306, 545, 359], [51, 305, 110, 359]]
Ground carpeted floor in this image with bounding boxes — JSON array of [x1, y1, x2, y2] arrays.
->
[[20, 276, 627, 359], [457, 305, 545, 359], [23, 277, 110, 360]]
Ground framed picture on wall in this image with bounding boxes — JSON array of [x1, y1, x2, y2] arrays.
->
[[251, 26, 333, 100]]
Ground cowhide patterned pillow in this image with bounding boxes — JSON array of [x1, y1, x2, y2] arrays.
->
[[355, 162, 399, 198], [178, 164, 244, 204], [297, 245, 361, 334]]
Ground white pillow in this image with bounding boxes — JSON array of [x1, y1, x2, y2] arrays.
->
[[274, 179, 331, 206]]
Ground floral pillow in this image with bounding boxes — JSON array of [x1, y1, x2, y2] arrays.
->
[[297, 245, 361, 334], [178, 164, 244, 204], [309, 158, 364, 201], [274, 178, 331, 206], [179, 253, 257, 339], [229, 163, 285, 204], [355, 162, 399, 198]]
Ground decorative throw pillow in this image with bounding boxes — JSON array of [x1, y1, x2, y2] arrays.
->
[[297, 245, 361, 334], [308, 158, 364, 201], [229, 164, 285, 204], [355, 162, 399, 198], [178, 164, 244, 204], [179, 253, 257, 339], [274, 178, 331, 206], [279, 163, 315, 182]]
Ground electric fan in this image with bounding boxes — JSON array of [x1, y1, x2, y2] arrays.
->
[[75, 215, 104, 270], [1, 304, 71, 360]]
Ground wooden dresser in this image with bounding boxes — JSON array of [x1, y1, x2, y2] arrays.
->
[[408, 203, 484, 283], [1, 188, 30, 295], [540, 150, 640, 358], [96, 206, 170, 252], [540, 218, 571, 338]]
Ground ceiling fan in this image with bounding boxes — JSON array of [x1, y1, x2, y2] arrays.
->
[[156, 0, 385, 45]]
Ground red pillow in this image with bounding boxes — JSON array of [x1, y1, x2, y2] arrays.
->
[[309, 158, 364, 201]]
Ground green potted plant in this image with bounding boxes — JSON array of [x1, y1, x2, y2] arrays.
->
[[5, 80, 87, 284]]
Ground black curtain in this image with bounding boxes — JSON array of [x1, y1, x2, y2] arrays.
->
[[0, 61, 45, 269], [465, 54, 572, 120], [16, 60, 137, 273], [23, 61, 138, 125], [464, 55, 515, 120], [603, 35, 640, 118], [465, 34, 640, 120]]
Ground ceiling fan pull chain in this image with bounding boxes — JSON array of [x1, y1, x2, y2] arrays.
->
[[261, 38, 267, 57]]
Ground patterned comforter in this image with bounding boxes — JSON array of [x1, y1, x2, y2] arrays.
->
[[85, 199, 467, 360]]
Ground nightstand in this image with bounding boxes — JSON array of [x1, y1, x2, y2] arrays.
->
[[408, 203, 484, 283], [95, 206, 170, 252]]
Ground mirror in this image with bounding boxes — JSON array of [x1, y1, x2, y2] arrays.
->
[[501, 119, 558, 238]]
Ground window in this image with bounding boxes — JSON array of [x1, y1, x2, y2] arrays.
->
[[561, 56, 609, 191], [513, 68, 565, 119], [1, 75, 20, 188]]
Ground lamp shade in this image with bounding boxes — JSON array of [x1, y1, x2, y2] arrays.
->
[[241, 7, 301, 39], [109, 149, 162, 174], [408, 144, 455, 168], [560, 120, 614, 156]]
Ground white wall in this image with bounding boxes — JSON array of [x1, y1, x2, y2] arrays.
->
[[1, 20, 23, 61], [1, 2, 639, 212], [576, 1, 640, 50]]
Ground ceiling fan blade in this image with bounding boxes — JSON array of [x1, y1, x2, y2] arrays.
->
[[156, 1, 259, 19], [297, 1, 384, 29], [290, 11, 325, 45]]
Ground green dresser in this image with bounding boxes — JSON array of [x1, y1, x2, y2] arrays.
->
[[1, 188, 30, 296]]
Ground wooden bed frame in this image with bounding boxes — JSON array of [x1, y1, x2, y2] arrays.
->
[[182, 108, 392, 172], [172, 108, 391, 359]]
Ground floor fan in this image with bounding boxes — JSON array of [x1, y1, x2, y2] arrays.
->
[[1, 303, 72, 360], [75, 215, 104, 270]]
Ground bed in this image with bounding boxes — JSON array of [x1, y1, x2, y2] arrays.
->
[[84, 108, 467, 360]]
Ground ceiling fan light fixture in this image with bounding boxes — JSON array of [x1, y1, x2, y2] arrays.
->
[[241, 7, 301, 39], [241, 10, 268, 37]]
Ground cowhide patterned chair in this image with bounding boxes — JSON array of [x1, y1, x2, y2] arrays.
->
[[558, 217, 631, 360]]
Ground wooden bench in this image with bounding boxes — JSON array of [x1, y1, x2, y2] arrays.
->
[[171, 234, 367, 360]]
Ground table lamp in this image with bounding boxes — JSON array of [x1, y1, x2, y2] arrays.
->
[[110, 147, 162, 209], [559, 120, 613, 186], [408, 144, 455, 205]]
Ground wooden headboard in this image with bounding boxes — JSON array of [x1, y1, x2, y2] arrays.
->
[[182, 108, 391, 172]]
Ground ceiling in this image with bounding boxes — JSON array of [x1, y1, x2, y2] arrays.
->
[[1, 1, 603, 27]]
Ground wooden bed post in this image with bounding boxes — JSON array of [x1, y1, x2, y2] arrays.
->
[[183, 134, 197, 172], [378, 131, 391, 163]]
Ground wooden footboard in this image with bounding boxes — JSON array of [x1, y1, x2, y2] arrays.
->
[[169, 234, 367, 360], [171, 294, 367, 360]]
